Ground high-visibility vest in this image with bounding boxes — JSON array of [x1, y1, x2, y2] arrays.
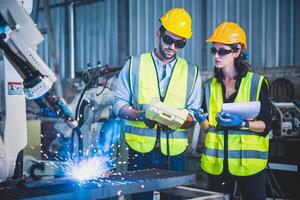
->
[[201, 72, 269, 176], [124, 53, 198, 156]]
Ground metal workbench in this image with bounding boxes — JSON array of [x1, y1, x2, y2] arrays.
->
[[0, 169, 194, 199], [0, 168, 229, 199]]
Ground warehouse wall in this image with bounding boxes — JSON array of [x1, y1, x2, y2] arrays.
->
[[34, 0, 300, 79], [75, 0, 118, 70], [129, 0, 300, 70], [35, 0, 118, 79]]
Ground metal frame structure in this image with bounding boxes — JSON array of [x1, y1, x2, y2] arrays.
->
[[0, 169, 195, 200]]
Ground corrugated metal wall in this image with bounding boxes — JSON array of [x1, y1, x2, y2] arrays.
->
[[75, 0, 118, 70], [36, 0, 68, 77], [35, 0, 118, 79], [34, 0, 299, 79], [205, 0, 300, 70], [129, 0, 300, 71]]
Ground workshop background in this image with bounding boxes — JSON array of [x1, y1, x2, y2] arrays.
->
[[22, 0, 300, 199], [33, 0, 300, 97]]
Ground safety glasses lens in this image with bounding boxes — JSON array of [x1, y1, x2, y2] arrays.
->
[[210, 47, 233, 56], [162, 34, 186, 48], [175, 40, 186, 48]]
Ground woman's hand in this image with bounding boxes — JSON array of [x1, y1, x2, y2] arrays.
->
[[216, 112, 244, 128], [192, 108, 208, 123]]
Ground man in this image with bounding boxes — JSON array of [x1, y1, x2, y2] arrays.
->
[[113, 8, 201, 199]]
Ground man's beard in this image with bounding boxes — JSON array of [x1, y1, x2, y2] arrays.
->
[[159, 41, 176, 60]]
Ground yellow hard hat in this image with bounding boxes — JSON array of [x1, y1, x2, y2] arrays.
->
[[160, 8, 192, 39], [206, 22, 247, 49]]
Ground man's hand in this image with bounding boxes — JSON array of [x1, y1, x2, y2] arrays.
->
[[216, 112, 244, 128], [141, 111, 156, 129], [119, 105, 142, 120], [180, 113, 194, 129]]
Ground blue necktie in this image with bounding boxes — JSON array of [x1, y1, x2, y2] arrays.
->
[[161, 67, 167, 81], [160, 66, 168, 97]]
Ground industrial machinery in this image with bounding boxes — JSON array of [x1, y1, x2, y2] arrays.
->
[[0, 0, 77, 182], [67, 65, 121, 163], [268, 101, 300, 199], [270, 102, 300, 137]]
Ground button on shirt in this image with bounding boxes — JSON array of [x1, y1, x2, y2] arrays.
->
[[113, 50, 202, 118]]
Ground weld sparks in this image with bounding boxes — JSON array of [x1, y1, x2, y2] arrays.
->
[[66, 156, 110, 181]]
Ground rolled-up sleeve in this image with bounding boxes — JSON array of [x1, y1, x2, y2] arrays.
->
[[113, 59, 132, 116], [185, 68, 202, 119]]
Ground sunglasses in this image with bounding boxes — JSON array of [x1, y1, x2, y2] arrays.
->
[[210, 47, 235, 56], [161, 33, 186, 49]]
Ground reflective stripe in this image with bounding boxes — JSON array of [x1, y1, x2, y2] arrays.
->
[[161, 130, 187, 139], [229, 150, 268, 159], [229, 130, 260, 135], [204, 148, 224, 157], [186, 63, 197, 104], [204, 78, 212, 112], [125, 125, 186, 139], [204, 148, 268, 159], [131, 56, 141, 109], [250, 73, 260, 101], [124, 125, 156, 137], [208, 127, 259, 136]]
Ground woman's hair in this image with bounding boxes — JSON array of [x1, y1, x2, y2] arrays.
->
[[213, 43, 254, 82]]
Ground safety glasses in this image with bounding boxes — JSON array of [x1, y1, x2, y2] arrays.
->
[[210, 47, 235, 56], [161, 33, 186, 49]]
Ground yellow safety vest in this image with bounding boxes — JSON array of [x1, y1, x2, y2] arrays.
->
[[125, 53, 198, 155], [201, 72, 269, 176]]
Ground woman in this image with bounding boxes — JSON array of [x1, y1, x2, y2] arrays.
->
[[194, 22, 271, 200]]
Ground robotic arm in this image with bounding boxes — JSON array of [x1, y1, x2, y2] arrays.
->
[[0, 0, 77, 182], [0, 0, 76, 127]]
